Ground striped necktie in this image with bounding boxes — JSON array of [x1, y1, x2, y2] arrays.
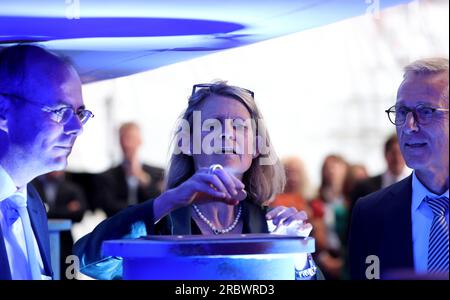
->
[[425, 196, 449, 274]]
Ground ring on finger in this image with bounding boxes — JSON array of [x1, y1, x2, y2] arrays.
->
[[208, 164, 223, 174]]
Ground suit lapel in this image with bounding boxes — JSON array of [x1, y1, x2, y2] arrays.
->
[[27, 185, 53, 278], [381, 175, 414, 274], [242, 201, 268, 234], [170, 206, 192, 235]]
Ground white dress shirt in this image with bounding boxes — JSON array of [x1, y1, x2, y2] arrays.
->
[[411, 171, 449, 274], [381, 167, 411, 189], [0, 165, 46, 279]]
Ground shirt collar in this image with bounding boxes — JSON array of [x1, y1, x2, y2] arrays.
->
[[382, 167, 411, 186], [0, 164, 20, 202], [411, 170, 450, 212]]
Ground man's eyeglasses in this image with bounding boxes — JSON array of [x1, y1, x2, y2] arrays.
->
[[0, 92, 94, 125], [192, 83, 255, 98], [385, 104, 449, 126]]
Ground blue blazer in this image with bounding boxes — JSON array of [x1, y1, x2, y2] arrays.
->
[[348, 175, 414, 279], [0, 185, 53, 280]]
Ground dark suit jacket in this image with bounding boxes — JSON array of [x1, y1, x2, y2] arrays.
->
[[349, 175, 382, 211], [97, 164, 164, 217], [32, 178, 87, 223], [348, 175, 414, 279], [0, 185, 53, 280], [32, 177, 87, 279]]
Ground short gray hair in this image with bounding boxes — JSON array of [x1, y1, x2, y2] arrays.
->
[[404, 58, 449, 103], [403, 57, 449, 76]]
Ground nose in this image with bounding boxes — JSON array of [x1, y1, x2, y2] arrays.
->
[[403, 111, 419, 134], [221, 120, 236, 141], [64, 113, 83, 137]]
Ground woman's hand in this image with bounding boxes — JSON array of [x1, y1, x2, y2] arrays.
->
[[266, 206, 313, 237], [153, 166, 246, 222], [174, 166, 246, 207]]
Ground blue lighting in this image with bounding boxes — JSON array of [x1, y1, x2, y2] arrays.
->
[[0, 17, 245, 41]]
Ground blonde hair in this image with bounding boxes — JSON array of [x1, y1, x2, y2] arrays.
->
[[119, 121, 140, 135], [165, 81, 285, 206], [282, 156, 314, 199]]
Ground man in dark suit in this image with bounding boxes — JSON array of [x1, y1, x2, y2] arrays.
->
[[351, 134, 408, 202], [98, 122, 164, 217], [32, 171, 87, 279], [349, 58, 449, 279], [0, 45, 92, 279]]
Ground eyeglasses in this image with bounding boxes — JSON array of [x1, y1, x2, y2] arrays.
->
[[192, 83, 255, 98], [0, 92, 94, 125], [385, 104, 449, 126]]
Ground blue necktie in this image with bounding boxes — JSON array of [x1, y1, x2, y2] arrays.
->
[[425, 196, 449, 274], [1, 195, 42, 279]]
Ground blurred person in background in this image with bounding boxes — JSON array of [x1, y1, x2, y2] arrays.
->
[[349, 134, 409, 211], [310, 154, 349, 280], [270, 156, 313, 216], [340, 163, 368, 279], [97, 122, 165, 217], [342, 164, 368, 240]]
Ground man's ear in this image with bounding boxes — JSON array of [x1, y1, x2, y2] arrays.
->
[[0, 98, 9, 133]]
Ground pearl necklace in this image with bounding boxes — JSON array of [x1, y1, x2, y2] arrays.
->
[[192, 203, 242, 235]]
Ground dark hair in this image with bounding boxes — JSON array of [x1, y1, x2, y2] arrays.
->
[[384, 134, 398, 155], [318, 154, 348, 201], [0, 44, 74, 94]]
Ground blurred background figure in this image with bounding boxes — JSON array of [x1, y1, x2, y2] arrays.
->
[[343, 164, 369, 204], [340, 163, 369, 279], [310, 154, 349, 280], [342, 164, 368, 238], [97, 122, 165, 217], [270, 156, 313, 216], [349, 134, 409, 211], [32, 171, 87, 280]]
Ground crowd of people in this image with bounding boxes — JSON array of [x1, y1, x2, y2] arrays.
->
[[0, 44, 448, 280]]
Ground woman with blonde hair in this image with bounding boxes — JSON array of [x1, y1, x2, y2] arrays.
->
[[74, 81, 315, 279]]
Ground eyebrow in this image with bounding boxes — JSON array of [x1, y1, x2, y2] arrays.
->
[[206, 115, 251, 120], [54, 100, 85, 111], [396, 101, 435, 107]]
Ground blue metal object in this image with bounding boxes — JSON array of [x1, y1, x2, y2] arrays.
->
[[102, 234, 315, 280], [0, 0, 413, 83]]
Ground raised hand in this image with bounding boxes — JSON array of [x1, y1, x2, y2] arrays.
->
[[153, 164, 247, 222]]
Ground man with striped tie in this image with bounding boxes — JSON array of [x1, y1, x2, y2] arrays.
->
[[0, 45, 93, 279], [349, 58, 449, 279]]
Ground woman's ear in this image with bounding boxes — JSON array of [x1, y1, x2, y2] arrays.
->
[[252, 135, 261, 159]]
